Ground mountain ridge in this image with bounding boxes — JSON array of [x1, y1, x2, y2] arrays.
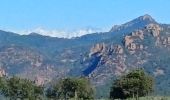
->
[[0, 14, 157, 39], [0, 14, 170, 97]]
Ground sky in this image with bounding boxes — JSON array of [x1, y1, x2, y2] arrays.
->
[[0, 0, 170, 37]]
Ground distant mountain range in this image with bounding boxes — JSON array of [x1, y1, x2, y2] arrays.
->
[[11, 27, 106, 38], [0, 14, 170, 97]]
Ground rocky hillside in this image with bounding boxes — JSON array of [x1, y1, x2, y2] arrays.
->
[[82, 20, 170, 96], [0, 14, 170, 97], [0, 45, 69, 85]]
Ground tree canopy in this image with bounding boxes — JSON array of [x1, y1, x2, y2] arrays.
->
[[46, 77, 94, 100], [110, 69, 154, 100], [0, 76, 43, 100]]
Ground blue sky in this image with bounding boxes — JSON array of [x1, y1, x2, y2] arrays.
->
[[0, 0, 170, 37]]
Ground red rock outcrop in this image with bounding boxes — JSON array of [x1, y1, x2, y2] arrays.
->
[[146, 24, 162, 37]]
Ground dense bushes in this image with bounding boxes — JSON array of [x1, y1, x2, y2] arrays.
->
[[0, 77, 94, 100], [0, 69, 154, 100]]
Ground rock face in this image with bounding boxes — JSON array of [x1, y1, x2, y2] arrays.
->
[[84, 43, 127, 85], [123, 24, 162, 53], [146, 24, 161, 37], [124, 36, 134, 47], [124, 30, 144, 53], [90, 43, 124, 56], [90, 43, 106, 56]]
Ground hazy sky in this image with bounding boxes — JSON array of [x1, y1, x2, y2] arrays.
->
[[0, 0, 170, 37]]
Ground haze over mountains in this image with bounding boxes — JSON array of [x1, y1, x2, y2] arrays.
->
[[12, 27, 106, 38], [0, 14, 170, 97]]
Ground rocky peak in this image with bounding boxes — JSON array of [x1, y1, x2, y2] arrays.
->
[[29, 32, 42, 36], [110, 14, 157, 32], [138, 14, 156, 22]]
